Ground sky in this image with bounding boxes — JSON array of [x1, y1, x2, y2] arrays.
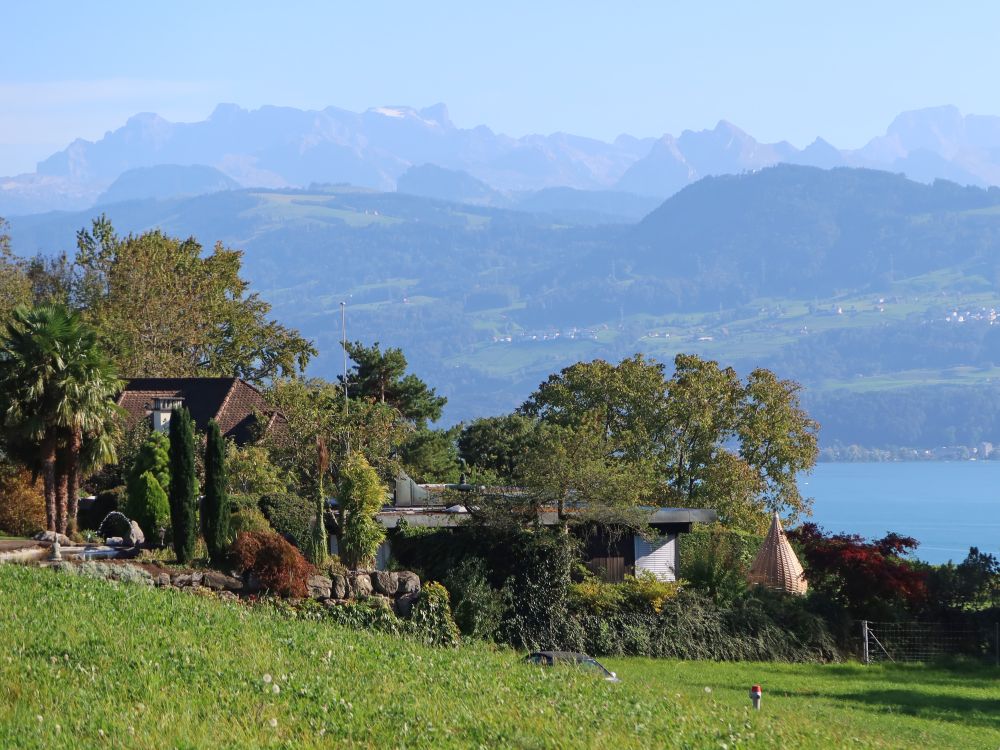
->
[[3, 1, 1000, 174]]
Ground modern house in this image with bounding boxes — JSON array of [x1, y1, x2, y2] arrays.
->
[[355, 472, 717, 582], [117, 377, 284, 444]]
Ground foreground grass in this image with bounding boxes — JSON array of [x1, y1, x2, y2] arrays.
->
[[0, 566, 996, 749]]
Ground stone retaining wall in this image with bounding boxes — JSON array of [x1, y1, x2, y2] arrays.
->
[[159, 568, 423, 617]]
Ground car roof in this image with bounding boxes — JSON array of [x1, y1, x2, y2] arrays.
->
[[531, 651, 594, 661]]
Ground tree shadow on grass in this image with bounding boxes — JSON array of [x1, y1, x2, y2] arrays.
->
[[832, 688, 1000, 731]]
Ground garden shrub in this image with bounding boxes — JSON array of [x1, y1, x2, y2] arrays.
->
[[229, 506, 274, 539], [126, 432, 170, 502], [202, 420, 230, 565], [444, 558, 503, 639], [259, 493, 313, 550], [232, 530, 314, 597], [499, 529, 577, 651], [409, 582, 461, 647], [569, 572, 680, 617], [681, 525, 761, 605], [168, 407, 199, 564], [124, 471, 170, 543], [337, 454, 385, 569], [0, 465, 45, 536]]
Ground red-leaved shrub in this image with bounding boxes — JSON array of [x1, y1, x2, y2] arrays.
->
[[232, 531, 314, 598]]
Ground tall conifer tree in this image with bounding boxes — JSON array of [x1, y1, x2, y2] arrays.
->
[[168, 407, 198, 563], [202, 420, 230, 565]]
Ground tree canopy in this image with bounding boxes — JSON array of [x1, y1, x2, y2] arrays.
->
[[341, 340, 446, 427], [71, 217, 315, 383]]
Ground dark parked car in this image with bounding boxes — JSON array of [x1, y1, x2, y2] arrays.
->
[[525, 651, 620, 682]]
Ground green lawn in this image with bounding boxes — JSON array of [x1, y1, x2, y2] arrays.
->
[[0, 565, 996, 749]]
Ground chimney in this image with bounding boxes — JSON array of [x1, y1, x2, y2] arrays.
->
[[151, 397, 184, 433]]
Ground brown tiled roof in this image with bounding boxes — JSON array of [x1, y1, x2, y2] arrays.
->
[[117, 377, 277, 444]]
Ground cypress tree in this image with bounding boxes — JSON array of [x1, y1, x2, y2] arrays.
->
[[202, 420, 230, 565], [168, 407, 198, 563]]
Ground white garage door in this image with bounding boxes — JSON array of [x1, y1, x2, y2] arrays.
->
[[633, 534, 677, 581]]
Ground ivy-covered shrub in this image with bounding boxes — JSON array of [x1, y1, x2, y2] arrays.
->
[[569, 572, 681, 617], [259, 493, 313, 549], [409, 582, 460, 647], [499, 529, 577, 651], [444, 558, 503, 640], [232, 531, 313, 597]]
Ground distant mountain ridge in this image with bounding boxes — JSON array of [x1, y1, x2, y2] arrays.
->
[[8, 103, 1000, 215]]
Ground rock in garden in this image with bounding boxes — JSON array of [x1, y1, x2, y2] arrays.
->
[[216, 591, 239, 602], [172, 572, 203, 588], [155, 573, 171, 587], [396, 571, 420, 594], [331, 574, 347, 599], [126, 521, 145, 547], [201, 571, 243, 592], [33, 531, 72, 546], [105, 537, 125, 547], [307, 575, 332, 599], [348, 572, 373, 598], [394, 591, 419, 618], [372, 571, 399, 596]]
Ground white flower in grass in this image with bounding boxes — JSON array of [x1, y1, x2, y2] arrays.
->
[[268, 718, 278, 728], [704, 686, 712, 694], [272, 684, 280, 695], [263, 673, 272, 684]]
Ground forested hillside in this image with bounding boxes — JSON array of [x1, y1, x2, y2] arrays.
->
[[9, 165, 1000, 450]]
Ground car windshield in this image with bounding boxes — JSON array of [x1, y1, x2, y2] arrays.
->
[[575, 658, 610, 676]]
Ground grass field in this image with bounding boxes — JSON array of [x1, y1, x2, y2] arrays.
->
[[0, 565, 997, 749]]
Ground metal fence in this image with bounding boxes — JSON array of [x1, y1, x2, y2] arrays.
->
[[861, 620, 1000, 665]]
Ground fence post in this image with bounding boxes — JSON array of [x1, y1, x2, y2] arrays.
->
[[861, 620, 869, 665], [995, 622, 998, 669]]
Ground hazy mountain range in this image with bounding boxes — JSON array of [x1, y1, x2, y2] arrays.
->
[[6, 103, 1000, 215]]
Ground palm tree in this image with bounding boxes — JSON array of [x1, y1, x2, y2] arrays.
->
[[0, 305, 122, 533]]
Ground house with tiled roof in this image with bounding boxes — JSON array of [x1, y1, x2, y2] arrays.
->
[[117, 377, 283, 444]]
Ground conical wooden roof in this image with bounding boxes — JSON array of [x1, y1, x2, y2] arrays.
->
[[748, 512, 808, 595]]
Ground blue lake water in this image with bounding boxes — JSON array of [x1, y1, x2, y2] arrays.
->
[[802, 462, 1000, 565]]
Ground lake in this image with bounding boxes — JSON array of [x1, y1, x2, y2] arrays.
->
[[802, 461, 1000, 564]]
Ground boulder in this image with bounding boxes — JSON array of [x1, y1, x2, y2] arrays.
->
[[394, 591, 419, 618], [372, 595, 393, 610], [155, 573, 171, 587], [105, 537, 125, 547], [33, 531, 72, 546], [348, 572, 372, 598], [201, 571, 243, 592], [307, 575, 332, 599], [216, 590, 239, 602], [396, 571, 421, 594], [372, 571, 399, 596], [126, 521, 145, 547], [331, 574, 347, 599], [172, 572, 203, 588]]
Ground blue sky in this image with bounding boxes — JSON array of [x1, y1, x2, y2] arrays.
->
[[2, 1, 999, 174]]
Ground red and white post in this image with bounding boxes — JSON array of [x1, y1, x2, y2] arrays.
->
[[749, 684, 762, 711]]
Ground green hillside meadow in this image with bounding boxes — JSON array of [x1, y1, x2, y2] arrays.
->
[[0, 566, 996, 749]]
